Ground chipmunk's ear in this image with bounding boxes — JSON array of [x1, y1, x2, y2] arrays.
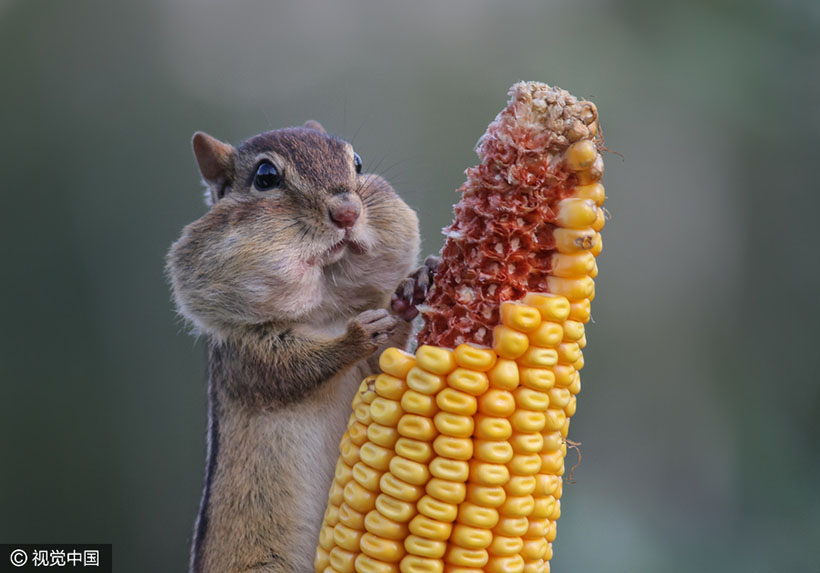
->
[[192, 131, 236, 206], [303, 120, 326, 133]]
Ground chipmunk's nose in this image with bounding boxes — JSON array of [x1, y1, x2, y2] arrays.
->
[[328, 197, 360, 229]]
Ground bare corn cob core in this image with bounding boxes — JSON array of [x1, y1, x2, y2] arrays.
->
[[418, 81, 603, 348], [316, 82, 606, 573]]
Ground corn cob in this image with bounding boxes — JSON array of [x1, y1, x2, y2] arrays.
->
[[316, 81, 605, 573]]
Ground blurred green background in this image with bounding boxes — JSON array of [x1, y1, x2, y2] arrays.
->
[[2, 1, 818, 571]]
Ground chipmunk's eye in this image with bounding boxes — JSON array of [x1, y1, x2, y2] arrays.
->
[[353, 152, 362, 174], [253, 161, 281, 191]]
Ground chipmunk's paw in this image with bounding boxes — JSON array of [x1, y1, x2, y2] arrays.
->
[[348, 308, 398, 352], [391, 255, 440, 321]]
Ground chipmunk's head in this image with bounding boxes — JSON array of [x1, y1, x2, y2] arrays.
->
[[167, 121, 419, 338]]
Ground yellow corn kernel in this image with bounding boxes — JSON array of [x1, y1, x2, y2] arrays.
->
[[444, 546, 489, 568], [547, 388, 571, 410], [509, 409, 547, 433], [552, 364, 575, 388], [507, 453, 542, 476], [504, 475, 537, 496], [349, 421, 369, 446], [474, 439, 514, 464], [401, 390, 439, 417], [361, 531, 405, 563], [454, 343, 497, 371], [450, 523, 493, 549], [509, 432, 544, 454], [591, 207, 606, 232], [340, 440, 360, 466], [573, 353, 585, 371], [380, 473, 424, 502], [376, 493, 416, 523], [447, 368, 490, 396], [338, 502, 365, 530], [465, 483, 506, 508], [487, 555, 525, 573], [325, 504, 339, 527], [333, 522, 363, 552], [355, 403, 373, 425], [561, 320, 584, 341], [371, 397, 404, 427], [492, 515, 530, 537], [395, 438, 435, 464], [488, 357, 520, 389], [534, 475, 561, 497], [429, 457, 470, 482], [566, 139, 597, 170], [500, 301, 542, 332], [319, 524, 336, 550], [408, 514, 453, 541], [434, 411, 474, 438], [560, 417, 571, 439], [468, 460, 510, 485], [329, 546, 357, 573], [489, 535, 524, 556], [360, 442, 394, 471], [416, 345, 457, 375], [577, 333, 587, 348], [519, 368, 555, 392], [315, 547, 330, 571], [514, 387, 550, 411], [553, 227, 598, 255], [344, 480, 377, 513], [546, 275, 594, 300], [590, 231, 603, 257], [521, 537, 549, 560], [522, 561, 546, 573], [390, 456, 430, 486], [541, 431, 563, 453], [397, 415, 438, 442], [443, 566, 483, 573], [417, 494, 458, 522], [380, 348, 416, 379], [436, 388, 477, 415], [477, 388, 516, 416], [557, 342, 581, 365], [549, 251, 596, 278], [575, 182, 605, 205], [543, 542, 553, 562], [401, 555, 445, 573], [549, 500, 562, 521], [577, 154, 604, 185], [433, 435, 474, 461], [355, 554, 400, 573], [565, 395, 577, 417], [546, 520, 557, 543], [555, 198, 598, 228], [531, 496, 556, 520], [404, 535, 447, 559], [543, 409, 566, 433], [522, 293, 571, 322], [329, 481, 345, 506], [528, 322, 563, 348], [589, 259, 599, 279], [358, 376, 378, 401], [426, 478, 467, 505], [474, 414, 513, 440], [366, 509, 410, 540], [353, 461, 384, 491], [568, 298, 591, 322], [406, 367, 446, 395], [499, 494, 535, 517], [368, 423, 401, 448], [492, 326, 530, 360], [335, 458, 354, 484], [376, 373, 408, 401], [526, 518, 550, 538], [568, 372, 581, 395], [539, 450, 565, 476], [517, 347, 558, 368]]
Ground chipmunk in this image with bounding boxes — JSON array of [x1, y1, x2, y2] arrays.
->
[[167, 121, 438, 572]]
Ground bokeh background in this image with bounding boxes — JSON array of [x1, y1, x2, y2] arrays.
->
[[2, 1, 819, 571]]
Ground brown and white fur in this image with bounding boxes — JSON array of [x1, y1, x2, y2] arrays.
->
[[167, 122, 433, 572]]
